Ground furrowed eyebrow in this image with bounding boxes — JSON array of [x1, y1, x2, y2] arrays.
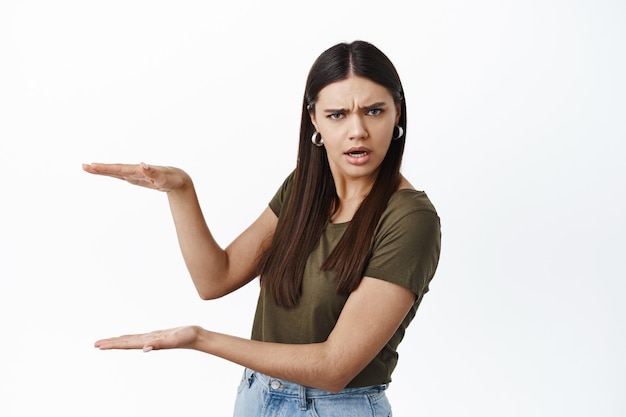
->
[[323, 108, 347, 114], [363, 102, 387, 110], [322, 102, 388, 114]]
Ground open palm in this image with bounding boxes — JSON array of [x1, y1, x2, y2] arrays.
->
[[95, 325, 202, 352]]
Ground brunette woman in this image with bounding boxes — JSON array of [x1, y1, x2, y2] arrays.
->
[[84, 40, 441, 417]]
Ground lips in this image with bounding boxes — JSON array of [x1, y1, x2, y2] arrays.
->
[[344, 147, 372, 165], [345, 147, 371, 157]]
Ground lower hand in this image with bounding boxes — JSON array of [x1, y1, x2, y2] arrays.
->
[[95, 325, 203, 352]]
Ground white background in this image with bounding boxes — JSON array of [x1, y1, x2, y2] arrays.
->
[[1, 1, 625, 416]]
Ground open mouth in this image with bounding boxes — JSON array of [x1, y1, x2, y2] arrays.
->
[[345, 147, 370, 158], [346, 150, 369, 157]]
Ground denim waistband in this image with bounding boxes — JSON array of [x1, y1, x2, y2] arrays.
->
[[243, 368, 387, 410]]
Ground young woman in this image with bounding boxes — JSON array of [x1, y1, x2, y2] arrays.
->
[[84, 40, 441, 417]]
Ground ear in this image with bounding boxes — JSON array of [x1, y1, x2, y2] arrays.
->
[[394, 103, 402, 125], [308, 105, 318, 131]]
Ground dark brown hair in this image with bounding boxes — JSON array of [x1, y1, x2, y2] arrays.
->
[[258, 40, 407, 308]]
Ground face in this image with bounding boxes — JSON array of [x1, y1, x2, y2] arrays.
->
[[310, 75, 401, 184]]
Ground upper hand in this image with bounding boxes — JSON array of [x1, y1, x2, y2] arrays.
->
[[82, 162, 190, 192]]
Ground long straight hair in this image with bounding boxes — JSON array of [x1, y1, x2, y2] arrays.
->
[[258, 41, 407, 308]]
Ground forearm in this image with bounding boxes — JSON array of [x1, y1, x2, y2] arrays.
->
[[193, 329, 353, 392], [188, 279, 416, 392], [95, 280, 413, 392], [166, 182, 229, 298]]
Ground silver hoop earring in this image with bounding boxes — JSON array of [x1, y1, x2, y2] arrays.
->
[[311, 131, 324, 147], [393, 126, 404, 140]]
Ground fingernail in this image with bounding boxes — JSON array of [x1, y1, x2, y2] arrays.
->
[[143, 346, 153, 352], [141, 162, 150, 170]]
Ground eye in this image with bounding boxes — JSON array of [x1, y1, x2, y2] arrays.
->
[[367, 108, 383, 116], [327, 112, 345, 120]]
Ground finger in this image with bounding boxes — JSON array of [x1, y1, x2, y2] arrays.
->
[[83, 162, 165, 190], [94, 334, 147, 350], [84, 162, 159, 182], [94, 329, 170, 350], [83, 162, 146, 178]]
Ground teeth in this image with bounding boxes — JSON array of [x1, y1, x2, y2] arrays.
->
[[348, 151, 367, 157]]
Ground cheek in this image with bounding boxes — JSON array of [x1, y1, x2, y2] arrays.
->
[[317, 124, 343, 143], [374, 122, 395, 140]]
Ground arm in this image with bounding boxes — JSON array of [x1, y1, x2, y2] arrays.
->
[[94, 276, 415, 392], [166, 184, 277, 299], [82, 162, 277, 299]]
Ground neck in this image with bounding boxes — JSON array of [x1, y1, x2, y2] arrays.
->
[[332, 172, 378, 202], [330, 173, 378, 223]]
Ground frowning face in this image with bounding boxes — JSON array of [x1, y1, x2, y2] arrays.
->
[[310, 75, 401, 185]]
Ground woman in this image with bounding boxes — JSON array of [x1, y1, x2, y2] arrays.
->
[[84, 40, 441, 417]]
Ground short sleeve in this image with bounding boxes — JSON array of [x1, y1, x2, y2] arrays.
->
[[268, 171, 295, 217], [364, 191, 441, 299]]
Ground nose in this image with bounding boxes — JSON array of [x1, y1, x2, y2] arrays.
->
[[348, 115, 368, 140]]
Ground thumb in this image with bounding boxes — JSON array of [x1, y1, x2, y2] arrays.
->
[[137, 162, 162, 188], [140, 162, 153, 175]]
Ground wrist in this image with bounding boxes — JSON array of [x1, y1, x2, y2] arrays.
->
[[166, 169, 194, 195], [190, 326, 211, 352]]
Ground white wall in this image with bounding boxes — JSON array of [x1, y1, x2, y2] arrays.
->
[[1, 1, 624, 416]]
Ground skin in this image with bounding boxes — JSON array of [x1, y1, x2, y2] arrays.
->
[[84, 75, 416, 393]]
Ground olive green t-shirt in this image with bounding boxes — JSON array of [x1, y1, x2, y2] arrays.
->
[[251, 173, 441, 388]]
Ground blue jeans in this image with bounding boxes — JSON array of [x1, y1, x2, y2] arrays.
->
[[233, 368, 392, 417]]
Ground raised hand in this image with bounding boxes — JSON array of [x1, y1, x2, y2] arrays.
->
[[82, 162, 190, 192]]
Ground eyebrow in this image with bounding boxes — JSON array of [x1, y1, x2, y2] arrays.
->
[[323, 101, 388, 114]]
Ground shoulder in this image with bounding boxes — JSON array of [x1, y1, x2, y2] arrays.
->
[[388, 172, 437, 214], [367, 189, 442, 296], [383, 189, 439, 222], [372, 189, 441, 250], [269, 170, 296, 216]]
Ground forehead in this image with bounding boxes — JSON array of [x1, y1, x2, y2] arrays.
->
[[316, 76, 393, 106]]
